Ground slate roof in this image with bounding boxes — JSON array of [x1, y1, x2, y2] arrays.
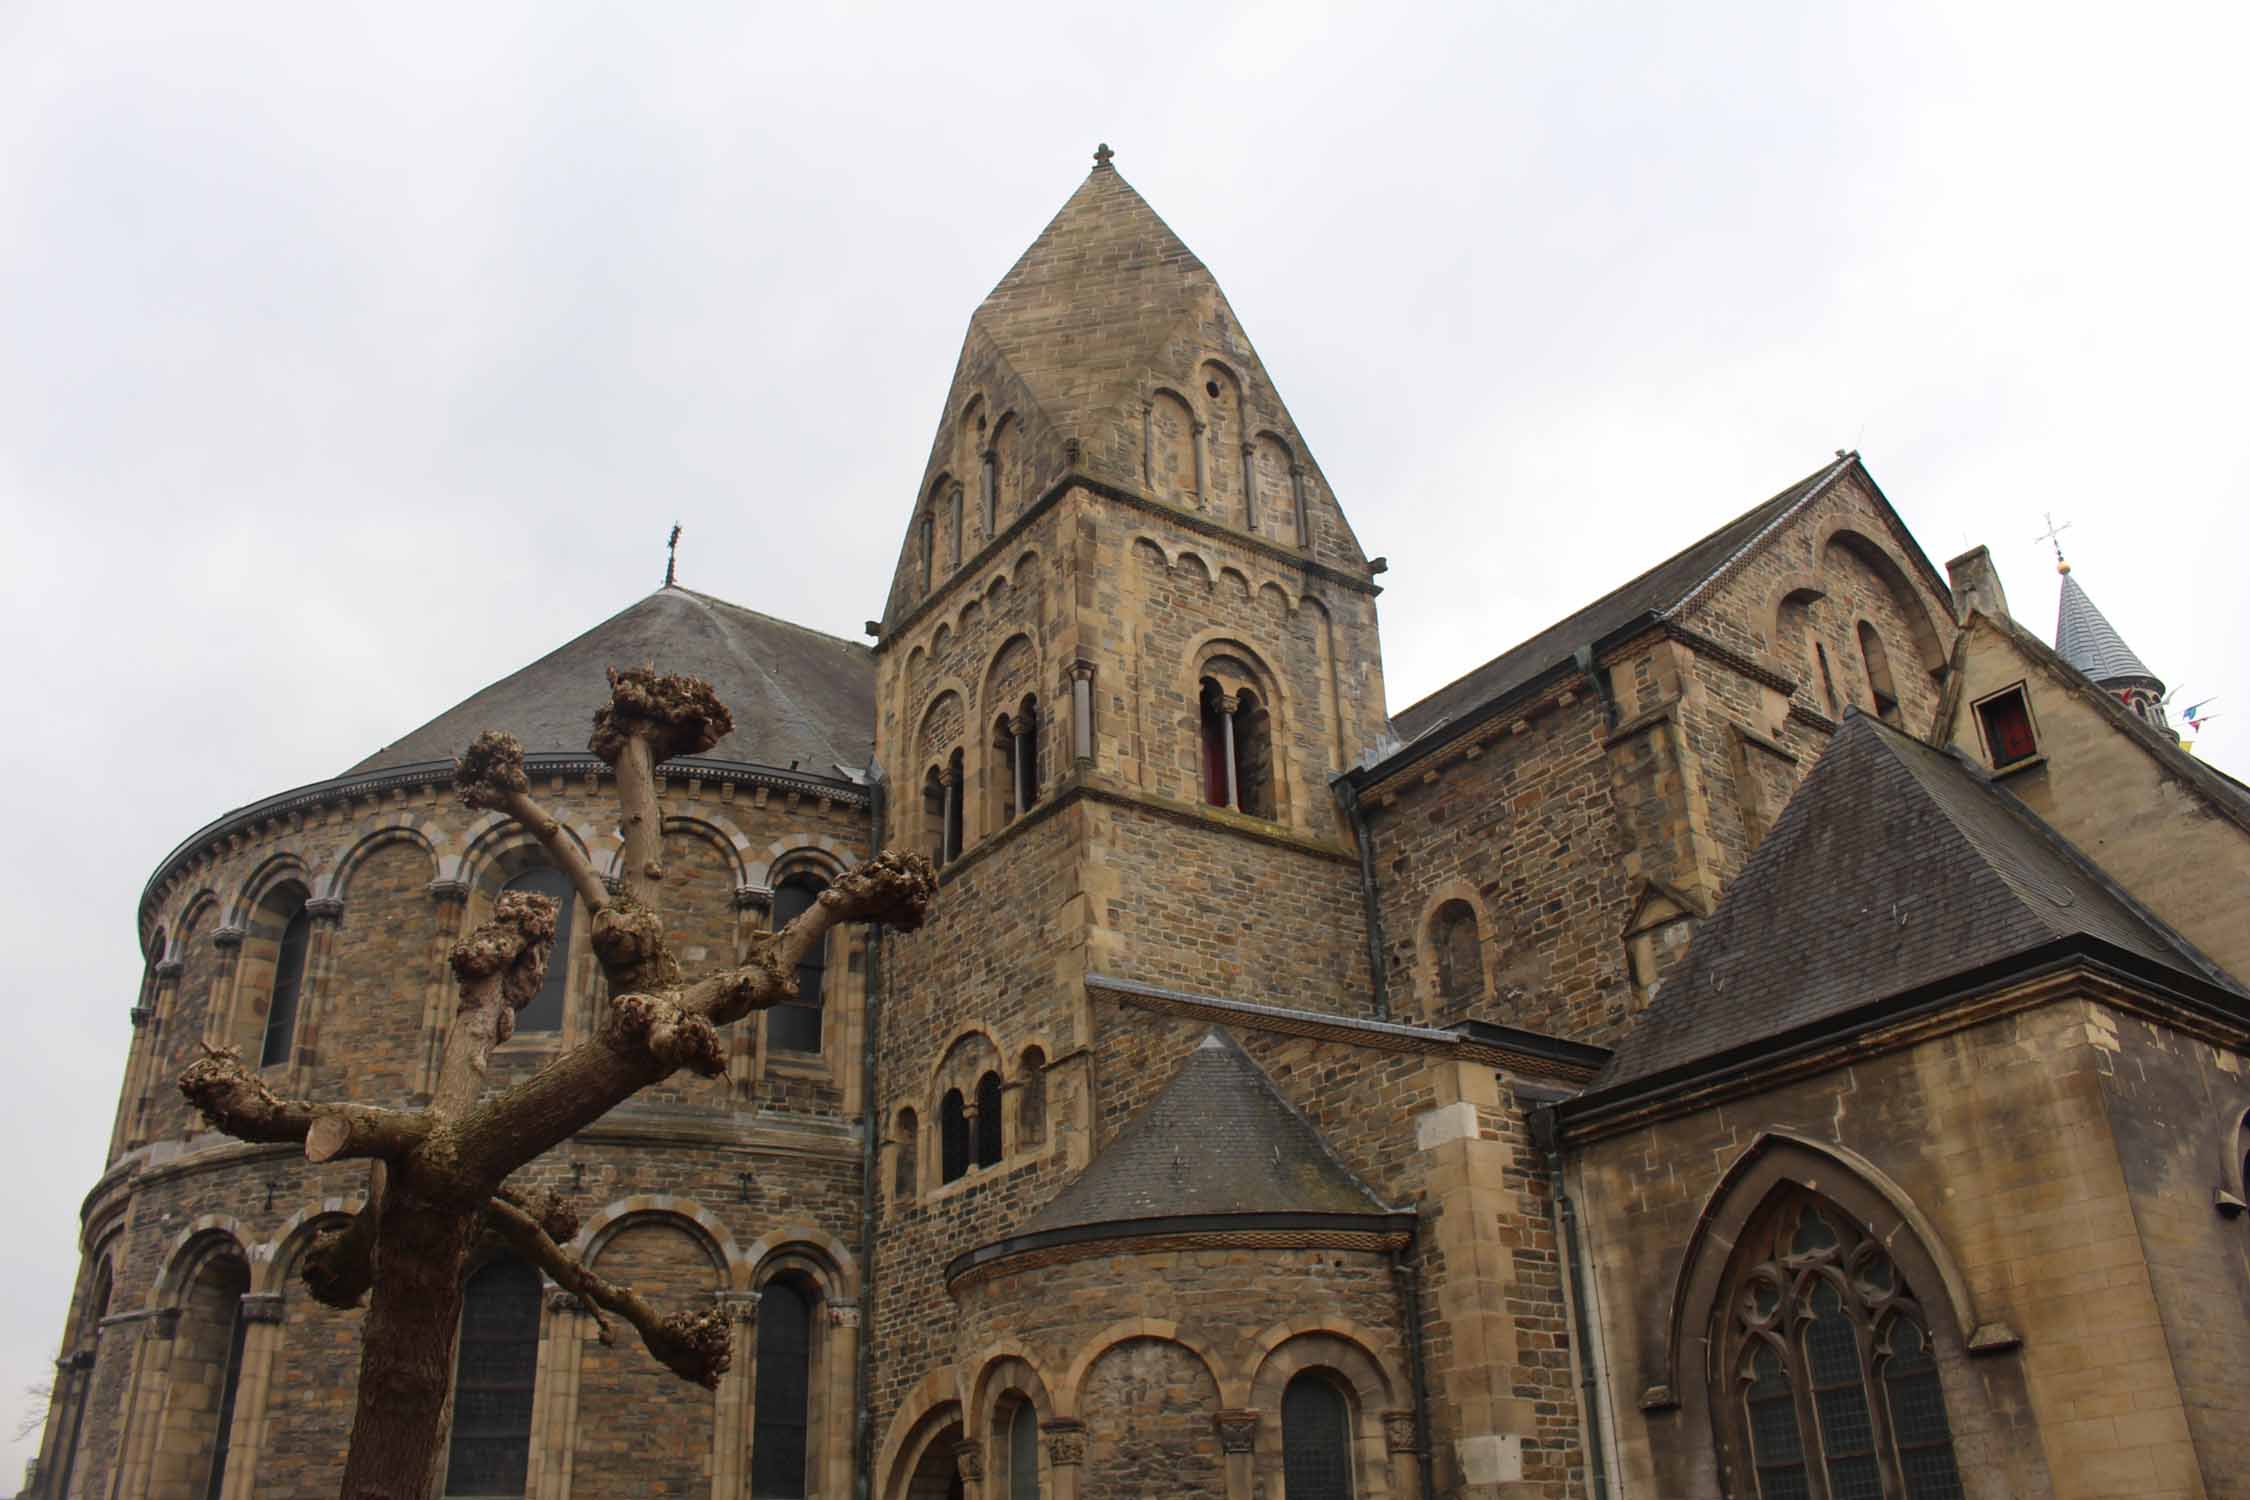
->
[[1018, 1030, 1395, 1234], [349, 587, 875, 777], [2055, 571, 2159, 686], [1389, 454, 1858, 745], [1594, 713, 2241, 1093]]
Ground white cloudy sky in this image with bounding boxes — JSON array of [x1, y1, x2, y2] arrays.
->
[[3, 0, 2245, 1478]]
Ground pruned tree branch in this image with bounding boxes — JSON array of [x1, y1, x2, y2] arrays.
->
[[180, 1047, 427, 1161], [303, 1163, 385, 1310], [590, 667, 733, 906], [455, 731, 613, 919], [430, 888, 558, 1121], [485, 1194, 730, 1389]]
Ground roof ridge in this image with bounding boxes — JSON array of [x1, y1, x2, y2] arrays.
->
[[669, 586, 871, 655], [1662, 452, 1859, 621]]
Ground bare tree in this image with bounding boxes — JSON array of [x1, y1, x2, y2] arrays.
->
[[178, 669, 935, 1498]]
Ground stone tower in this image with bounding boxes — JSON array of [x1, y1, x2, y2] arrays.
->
[[867, 149, 1397, 1490]]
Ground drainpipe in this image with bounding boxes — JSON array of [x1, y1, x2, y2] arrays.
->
[[1389, 1243, 1438, 1500], [855, 769, 888, 1500], [1530, 1103, 1610, 1500], [1334, 776, 1391, 1019]]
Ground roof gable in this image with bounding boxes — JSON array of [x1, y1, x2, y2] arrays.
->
[[1596, 713, 2235, 1093], [1020, 1029, 1393, 1234]]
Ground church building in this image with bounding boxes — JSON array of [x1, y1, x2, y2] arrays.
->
[[30, 149, 2250, 1500]]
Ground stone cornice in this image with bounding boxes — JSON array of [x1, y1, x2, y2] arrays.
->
[[138, 751, 868, 937]]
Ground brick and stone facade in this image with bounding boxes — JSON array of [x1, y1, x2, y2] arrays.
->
[[31, 149, 2250, 1500]]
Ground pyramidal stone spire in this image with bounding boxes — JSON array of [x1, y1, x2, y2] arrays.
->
[[2055, 564, 2174, 738]]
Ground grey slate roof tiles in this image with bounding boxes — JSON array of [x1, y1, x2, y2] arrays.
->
[[1595, 713, 2238, 1093], [2055, 571, 2159, 686], [350, 587, 875, 778], [1019, 1029, 1395, 1234]]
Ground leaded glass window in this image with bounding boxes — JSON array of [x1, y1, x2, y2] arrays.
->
[[501, 867, 574, 1033], [769, 875, 827, 1052], [1720, 1193, 1964, 1500], [1282, 1371, 1353, 1500], [260, 903, 311, 1066], [445, 1259, 538, 1497], [751, 1280, 812, 1498], [1006, 1400, 1041, 1500]]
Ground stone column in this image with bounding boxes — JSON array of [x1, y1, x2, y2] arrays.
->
[[941, 765, 963, 865], [1069, 663, 1095, 769], [1214, 1409, 1260, 1500], [120, 959, 183, 1150], [216, 1293, 286, 1500], [1190, 417, 1208, 504], [418, 881, 471, 1102], [287, 898, 345, 1095], [110, 1307, 182, 1500], [203, 925, 246, 1050], [1140, 402, 1154, 488], [1289, 462, 1310, 548], [821, 1301, 860, 1500], [1241, 442, 1259, 532], [709, 1290, 760, 1500], [1041, 1420, 1084, 1500], [981, 447, 998, 535], [1010, 713, 1033, 817], [1218, 692, 1241, 810], [1383, 1409, 1421, 1500], [954, 1437, 986, 1500], [530, 1284, 590, 1500]]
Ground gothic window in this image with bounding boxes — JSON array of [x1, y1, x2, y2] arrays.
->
[[975, 1070, 1004, 1168], [751, 1278, 814, 1499], [1858, 623, 1902, 727], [769, 874, 828, 1053], [501, 866, 574, 1033], [260, 897, 312, 1067], [1006, 1398, 1042, 1500], [894, 1107, 919, 1199], [1432, 900, 1484, 1002], [444, 1258, 539, 1497], [1017, 1047, 1046, 1147], [1282, 1370, 1354, 1500], [941, 1088, 970, 1184], [1719, 1191, 1964, 1500]]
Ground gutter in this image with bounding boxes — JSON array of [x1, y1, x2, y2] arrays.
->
[[1530, 1102, 1611, 1500], [853, 769, 888, 1500], [1334, 776, 1392, 1019], [1390, 1239, 1439, 1500]]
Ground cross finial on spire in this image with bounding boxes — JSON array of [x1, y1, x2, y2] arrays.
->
[[2034, 512, 2072, 574], [1093, 142, 1114, 171], [664, 523, 682, 588]]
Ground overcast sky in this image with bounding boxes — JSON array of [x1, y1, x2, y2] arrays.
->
[[4, 1, 2246, 1479]]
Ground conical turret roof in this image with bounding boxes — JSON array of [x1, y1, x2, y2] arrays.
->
[[2056, 571, 2159, 687], [349, 587, 874, 777]]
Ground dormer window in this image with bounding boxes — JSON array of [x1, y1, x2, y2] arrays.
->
[[1974, 684, 2040, 769]]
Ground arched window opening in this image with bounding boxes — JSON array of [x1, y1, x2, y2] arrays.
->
[[991, 715, 1020, 829], [752, 1278, 815, 1498], [948, 485, 966, 569], [769, 874, 828, 1053], [501, 866, 575, 1033], [259, 897, 312, 1068], [894, 1107, 920, 1199], [54, 1259, 114, 1498], [1018, 697, 1041, 813], [941, 1088, 970, 1184], [945, 749, 966, 861], [1719, 1190, 1964, 1500], [444, 1258, 539, 1497], [1858, 622, 1903, 727], [923, 768, 948, 866], [975, 1070, 1003, 1169], [920, 510, 936, 595], [1281, 1370, 1354, 1500], [1017, 1047, 1047, 1147], [1005, 1398, 1043, 1500], [1432, 900, 1484, 1002], [1234, 690, 1274, 819], [155, 1247, 252, 1500]]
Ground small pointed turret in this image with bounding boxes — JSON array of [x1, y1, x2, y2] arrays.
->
[[2055, 562, 2174, 739]]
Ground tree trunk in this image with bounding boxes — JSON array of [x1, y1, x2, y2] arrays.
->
[[339, 1189, 479, 1499]]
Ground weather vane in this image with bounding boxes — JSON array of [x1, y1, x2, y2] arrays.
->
[[665, 523, 682, 588], [2034, 512, 2072, 574]]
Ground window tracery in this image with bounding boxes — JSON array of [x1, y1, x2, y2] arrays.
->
[[1721, 1191, 1963, 1500]]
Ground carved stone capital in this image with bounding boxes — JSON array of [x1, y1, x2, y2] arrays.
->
[[152, 959, 185, 983], [425, 879, 471, 906], [953, 1440, 984, 1483], [1382, 1409, 1418, 1454], [1068, 659, 1096, 684], [733, 884, 773, 913], [827, 1300, 860, 1329], [147, 1307, 181, 1341], [1214, 1409, 1260, 1454], [303, 897, 345, 924], [713, 1290, 761, 1323], [238, 1292, 286, 1325], [1009, 712, 1034, 737], [129, 1006, 155, 1029], [210, 925, 246, 950], [1042, 1419, 1085, 1467]]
